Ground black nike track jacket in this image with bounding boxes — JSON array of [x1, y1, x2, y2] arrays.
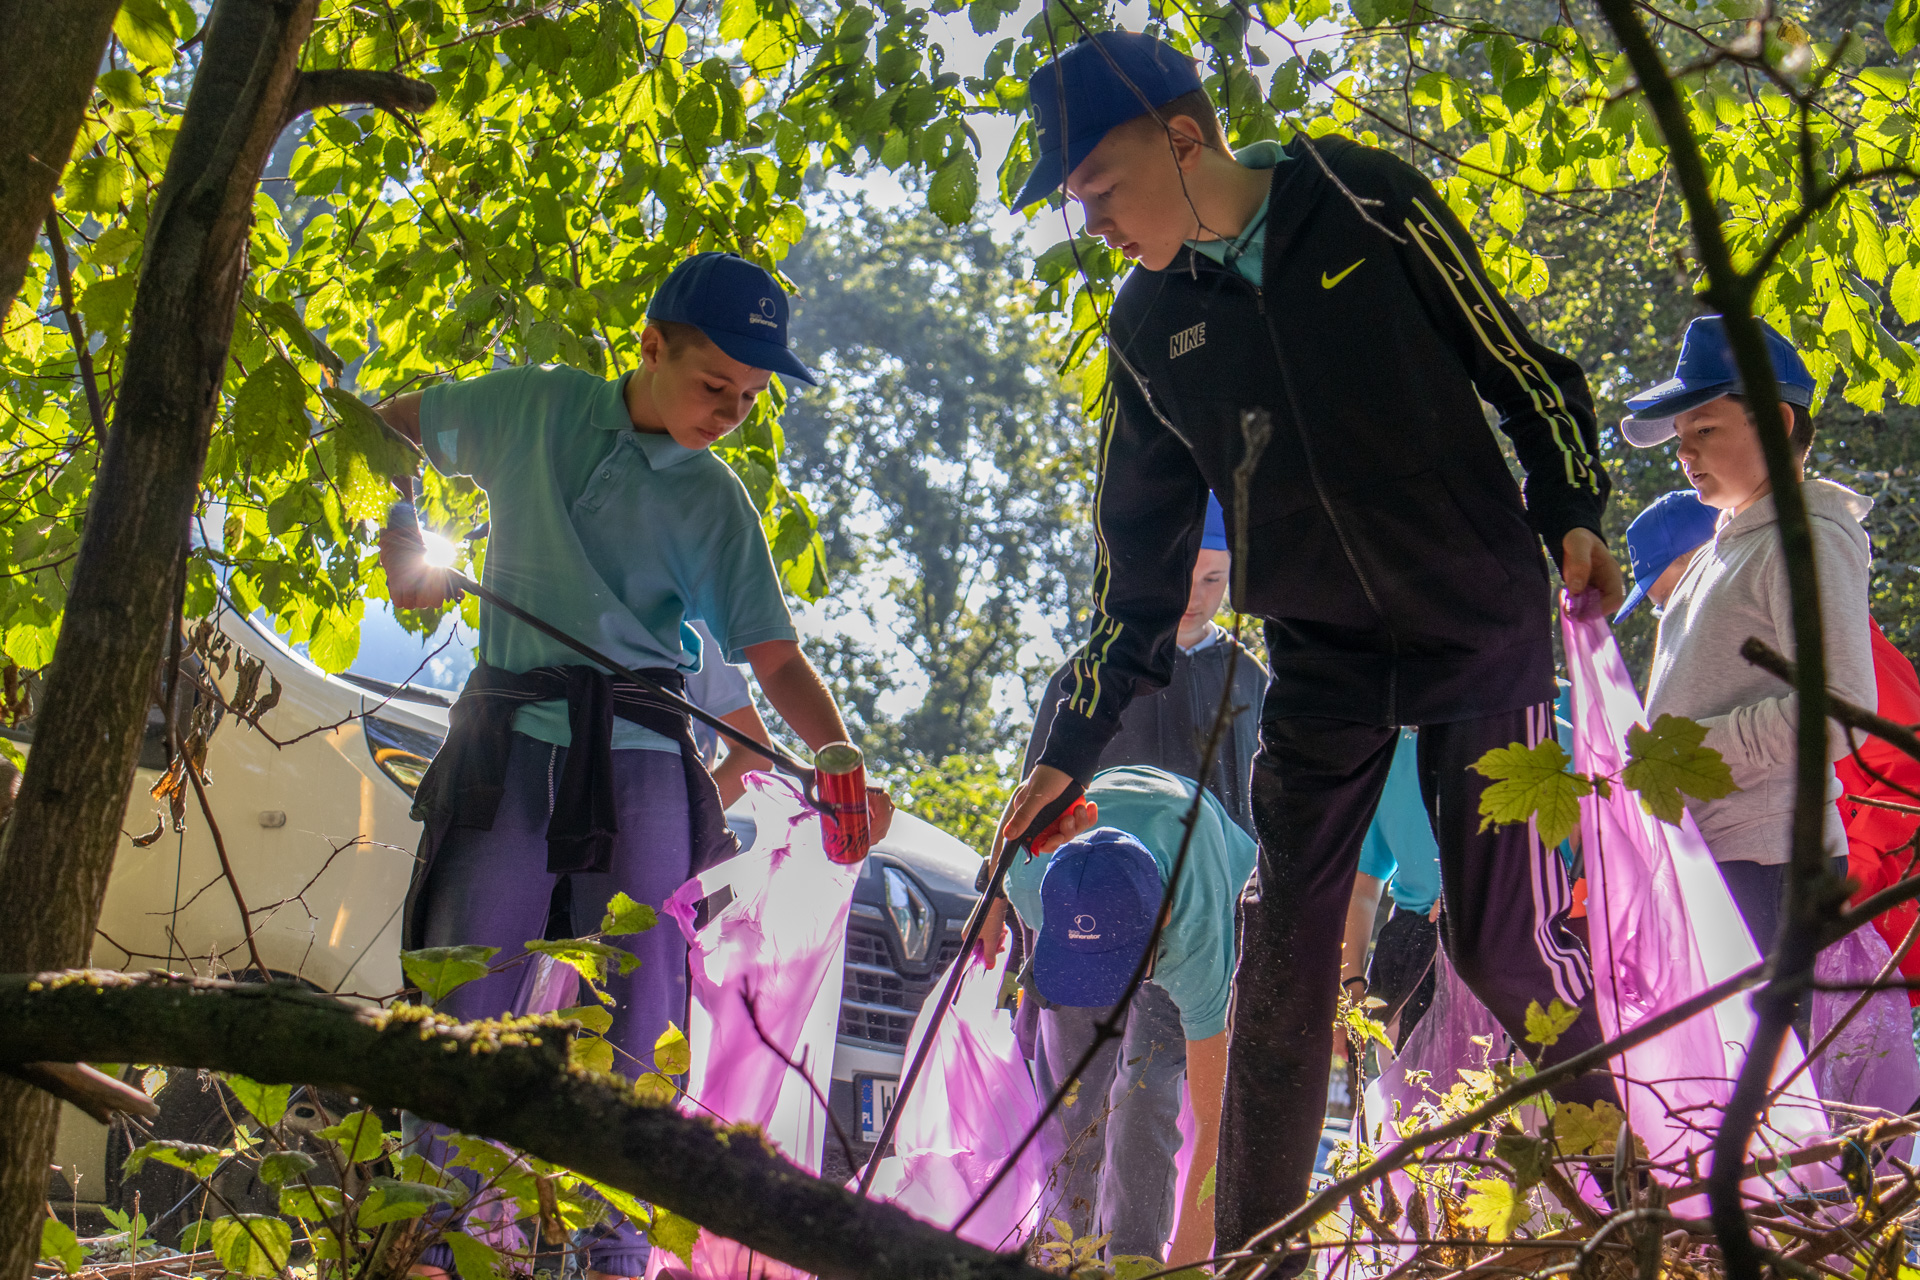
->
[[1037, 133, 1611, 786]]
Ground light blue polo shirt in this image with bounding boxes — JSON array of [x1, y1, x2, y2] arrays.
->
[[1357, 730, 1442, 915], [1007, 766, 1257, 1041], [420, 364, 797, 753], [1188, 139, 1286, 287]]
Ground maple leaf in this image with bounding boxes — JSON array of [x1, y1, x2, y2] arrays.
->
[[1621, 715, 1739, 825], [1472, 739, 1590, 846], [1460, 1178, 1523, 1241], [1523, 998, 1581, 1048]]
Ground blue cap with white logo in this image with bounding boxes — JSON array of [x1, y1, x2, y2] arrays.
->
[[1620, 315, 1813, 447], [1614, 489, 1719, 623], [1013, 32, 1205, 212], [1034, 827, 1164, 1009], [646, 252, 820, 386], [1200, 494, 1228, 552]]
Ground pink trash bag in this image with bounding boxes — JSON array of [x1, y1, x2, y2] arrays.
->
[[863, 948, 1062, 1253], [1562, 594, 1829, 1191], [1811, 924, 1920, 1153], [653, 772, 861, 1280]]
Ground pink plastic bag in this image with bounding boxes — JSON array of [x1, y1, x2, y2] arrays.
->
[[1563, 596, 1829, 1191], [1811, 925, 1920, 1155], [863, 949, 1062, 1253], [654, 773, 860, 1280]]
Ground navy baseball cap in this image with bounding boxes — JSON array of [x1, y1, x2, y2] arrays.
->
[[1201, 494, 1227, 552], [1034, 827, 1164, 1009], [1615, 490, 1719, 622], [1620, 316, 1814, 447], [646, 252, 819, 386], [1013, 32, 1205, 212]]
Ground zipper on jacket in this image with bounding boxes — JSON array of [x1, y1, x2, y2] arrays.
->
[[1222, 262, 1402, 722]]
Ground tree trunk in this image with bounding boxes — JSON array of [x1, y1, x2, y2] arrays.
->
[[0, 5, 432, 1277], [0, 972, 1051, 1280], [0, 0, 122, 322]]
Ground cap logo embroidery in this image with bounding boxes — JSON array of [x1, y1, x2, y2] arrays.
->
[[748, 296, 779, 329], [1169, 322, 1206, 359], [1068, 913, 1101, 941]]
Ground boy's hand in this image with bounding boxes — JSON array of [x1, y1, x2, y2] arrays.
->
[[1560, 527, 1624, 616], [996, 765, 1096, 860], [378, 524, 454, 610], [979, 896, 1010, 969], [866, 785, 894, 846]]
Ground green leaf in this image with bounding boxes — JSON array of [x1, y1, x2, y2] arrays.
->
[[1460, 1178, 1522, 1241], [229, 357, 309, 474], [1198, 1163, 1217, 1203], [445, 1231, 504, 1280], [1892, 262, 1920, 326], [357, 1178, 459, 1228], [1554, 1099, 1626, 1155], [600, 890, 658, 937], [317, 1110, 389, 1164], [226, 1075, 292, 1127], [97, 69, 145, 109], [648, 1206, 701, 1266], [65, 157, 124, 214], [114, 0, 179, 67], [525, 937, 640, 983], [571, 1036, 615, 1072], [1621, 714, 1738, 825], [321, 387, 424, 520], [279, 1184, 345, 1220], [123, 1140, 222, 1180], [559, 1003, 615, 1034], [927, 155, 978, 226], [654, 1022, 691, 1075], [1493, 1132, 1548, 1189], [256, 1150, 318, 1188], [1522, 998, 1581, 1048], [401, 944, 499, 1002], [1472, 738, 1589, 846], [1889, 0, 1920, 54], [40, 1219, 82, 1275], [211, 1215, 292, 1278]]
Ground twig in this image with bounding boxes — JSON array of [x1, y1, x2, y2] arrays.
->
[[183, 762, 269, 979], [740, 989, 857, 1178], [43, 211, 107, 440]]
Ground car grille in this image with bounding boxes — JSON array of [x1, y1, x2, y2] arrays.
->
[[838, 925, 963, 1047]]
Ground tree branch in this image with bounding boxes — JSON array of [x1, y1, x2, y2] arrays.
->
[[0, 971, 1051, 1280], [285, 70, 436, 125]]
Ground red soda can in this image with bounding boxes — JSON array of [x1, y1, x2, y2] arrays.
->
[[813, 742, 871, 865]]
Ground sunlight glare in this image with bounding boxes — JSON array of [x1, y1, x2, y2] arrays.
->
[[421, 529, 458, 569]]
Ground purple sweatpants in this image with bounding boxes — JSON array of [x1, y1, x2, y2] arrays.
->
[[409, 732, 692, 1277]]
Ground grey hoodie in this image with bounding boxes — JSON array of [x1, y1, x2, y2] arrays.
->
[[1646, 478, 1876, 865]]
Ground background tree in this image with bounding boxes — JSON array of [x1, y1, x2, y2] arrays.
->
[[777, 195, 1094, 845]]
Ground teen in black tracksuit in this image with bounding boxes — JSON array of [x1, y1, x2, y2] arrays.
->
[[1032, 132, 1623, 1251]]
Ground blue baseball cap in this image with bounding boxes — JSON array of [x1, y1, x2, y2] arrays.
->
[[646, 252, 819, 386], [1034, 827, 1164, 1009], [1013, 32, 1205, 212], [1201, 494, 1227, 552], [1615, 490, 1719, 622], [1620, 316, 1814, 447]]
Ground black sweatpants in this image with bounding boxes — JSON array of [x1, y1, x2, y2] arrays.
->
[[1216, 705, 1621, 1256]]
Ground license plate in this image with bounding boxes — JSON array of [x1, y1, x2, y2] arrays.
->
[[857, 1074, 898, 1144]]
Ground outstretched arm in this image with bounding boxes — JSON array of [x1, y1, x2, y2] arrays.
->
[[1169, 1031, 1228, 1268], [745, 639, 892, 842]]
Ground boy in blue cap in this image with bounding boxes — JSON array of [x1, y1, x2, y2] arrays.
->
[[1003, 766, 1256, 1269], [1615, 489, 1722, 624], [997, 31, 1623, 1256], [1004, 496, 1263, 1261], [374, 252, 890, 1280], [1625, 316, 1873, 951]]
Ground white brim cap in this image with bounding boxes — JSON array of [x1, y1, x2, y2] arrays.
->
[[1620, 414, 1678, 447]]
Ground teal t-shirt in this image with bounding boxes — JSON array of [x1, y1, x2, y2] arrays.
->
[[1006, 765, 1257, 1041], [1356, 730, 1441, 915], [1187, 139, 1287, 287], [420, 364, 798, 753]]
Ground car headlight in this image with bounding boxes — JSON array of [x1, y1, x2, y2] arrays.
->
[[882, 865, 935, 963], [363, 713, 443, 799]]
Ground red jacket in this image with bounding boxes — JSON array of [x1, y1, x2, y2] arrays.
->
[[1836, 619, 1920, 1005]]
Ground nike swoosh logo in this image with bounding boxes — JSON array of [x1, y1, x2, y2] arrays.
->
[[1322, 259, 1364, 289]]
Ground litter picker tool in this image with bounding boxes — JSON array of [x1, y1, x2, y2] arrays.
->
[[854, 780, 1090, 1195], [386, 503, 872, 863]]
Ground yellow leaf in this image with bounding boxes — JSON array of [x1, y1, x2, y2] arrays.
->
[[1523, 998, 1581, 1047], [1460, 1178, 1523, 1241], [1622, 715, 1738, 825]]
